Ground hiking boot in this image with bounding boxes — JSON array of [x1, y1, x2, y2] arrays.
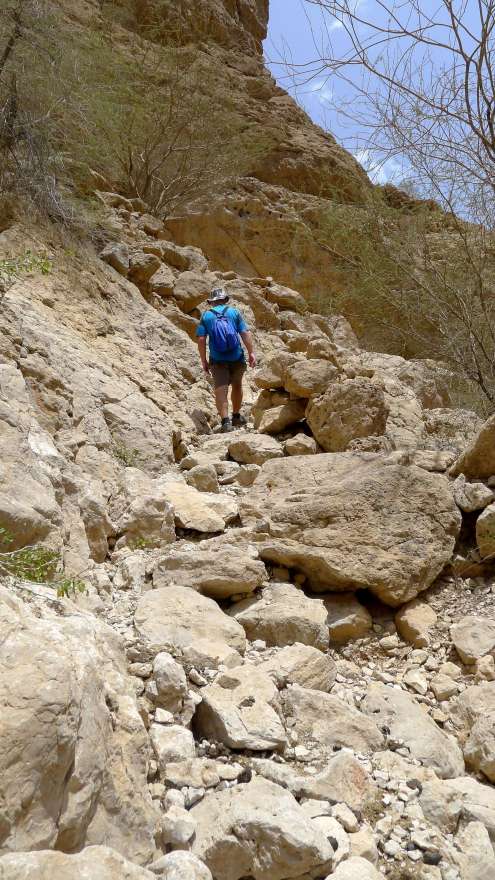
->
[[232, 412, 247, 428], [220, 417, 234, 433]]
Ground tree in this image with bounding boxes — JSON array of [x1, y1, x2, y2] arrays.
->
[[293, 0, 495, 409]]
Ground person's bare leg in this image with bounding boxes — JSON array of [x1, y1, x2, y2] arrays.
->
[[214, 384, 229, 419], [231, 381, 243, 415]]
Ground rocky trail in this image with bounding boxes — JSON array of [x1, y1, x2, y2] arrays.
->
[[1, 193, 495, 880]]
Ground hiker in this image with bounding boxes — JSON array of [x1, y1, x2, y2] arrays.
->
[[196, 288, 257, 433]]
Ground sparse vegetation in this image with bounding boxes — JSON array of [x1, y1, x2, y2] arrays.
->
[[112, 440, 141, 467], [0, 250, 52, 292], [0, 527, 86, 599]]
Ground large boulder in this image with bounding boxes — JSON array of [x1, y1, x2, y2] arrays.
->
[[283, 359, 338, 397], [190, 777, 334, 880], [362, 682, 464, 778], [451, 413, 495, 478], [0, 588, 158, 862], [255, 400, 307, 434], [252, 751, 374, 812], [450, 616, 495, 664], [229, 582, 330, 650], [160, 478, 238, 533], [420, 776, 495, 842], [331, 858, 382, 880], [283, 684, 384, 756], [194, 665, 287, 751], [110, 468, 175, 550], [229, 434, 284, 465], [325, 593, 372, 643], [152, 540, 266, 600], [241, 453, 461, 605], [256, 643, 336, 692], [0, 846, 155, 880], [450, 682, 495, 783], [395, 598, 437, 647], [134, 585, 246, 669], [306, 378, 389, 452], [476, 503, 495, 561], [149, 852, 212, 880]]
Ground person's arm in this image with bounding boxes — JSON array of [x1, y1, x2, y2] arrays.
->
[[240, 330, 256, 368], [197, 336, 210, 373]]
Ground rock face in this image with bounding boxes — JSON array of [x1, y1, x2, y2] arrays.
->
[[190, 778, 334, 880], [242, 453, 461, 605], [0, 588, 157, 862]]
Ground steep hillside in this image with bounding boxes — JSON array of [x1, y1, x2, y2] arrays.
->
[[1, 2, 495, 879]]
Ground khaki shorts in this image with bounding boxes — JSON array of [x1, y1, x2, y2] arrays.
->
[[210, 359, 246, 389]]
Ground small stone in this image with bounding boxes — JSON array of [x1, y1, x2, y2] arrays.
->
[[332, 803, 359, 832], [190, 668, 207, 687], [154, 708, 174, 724], [403, 668, 428, 695]]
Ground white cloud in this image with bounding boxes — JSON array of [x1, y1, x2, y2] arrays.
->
[[307, 77, 334, 106], [354, 149, 404, 184]]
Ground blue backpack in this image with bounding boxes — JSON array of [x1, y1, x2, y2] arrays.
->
[[208, 306, 239, 353]]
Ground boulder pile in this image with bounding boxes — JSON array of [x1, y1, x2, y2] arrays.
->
[[1, 191, 495, 880]]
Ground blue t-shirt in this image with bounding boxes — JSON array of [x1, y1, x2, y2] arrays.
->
[[196, 305, 248, 363]]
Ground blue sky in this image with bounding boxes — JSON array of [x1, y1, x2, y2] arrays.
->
[[263, 0, 405, 184], [263, 0, 484, 189]]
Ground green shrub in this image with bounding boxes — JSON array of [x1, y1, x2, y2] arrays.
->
[[0, 527, 86, 599]]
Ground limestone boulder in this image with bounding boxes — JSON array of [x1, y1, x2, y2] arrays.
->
[[110, 468, 176, 550], [425, 408, 484, 454], [450, 682, 495, 783], [100, 242, 130, 276], [150, 724, 195, 769], [149, 851, 212, 879], [362, 682, 464, 778], [256, 400, 306, 434], [134, 585, 246, 669], [194, 665, 287, 751], [306, 378, 389, 452], [241, 453, 461, 605], [395, 599, 437, 647], [229, 434, 284, 465], [380, 374, 426, 449], [265, 282, 307, 313], [454, 822, 495, 880], [421, 775, 495, 842], [325, 593, 372, 643], [151, 651, 188, 713], [283, 684, 384, 756], [0, 846, 155, 880], [253, 751, 373, 811], [190, 777, 334, 880], [451, 413, 495, 478], [450, 616, 495, 664], [149, 265, 175, 298], [160, 477, 238, 533], [229, 582, 330, 650], [173, 271, 217, 312], [331, 857, 382, 880], [0, 587, 158, 862], [285, 433, 318, 455], [283, 359, 338, 397], [152, 539, 266, 600], [453, 475, 494, 513], [256, 643, 336, 692], [129, 251, 161, 284], [185, 464, 219, 493], [476, 503, 495, 561]]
